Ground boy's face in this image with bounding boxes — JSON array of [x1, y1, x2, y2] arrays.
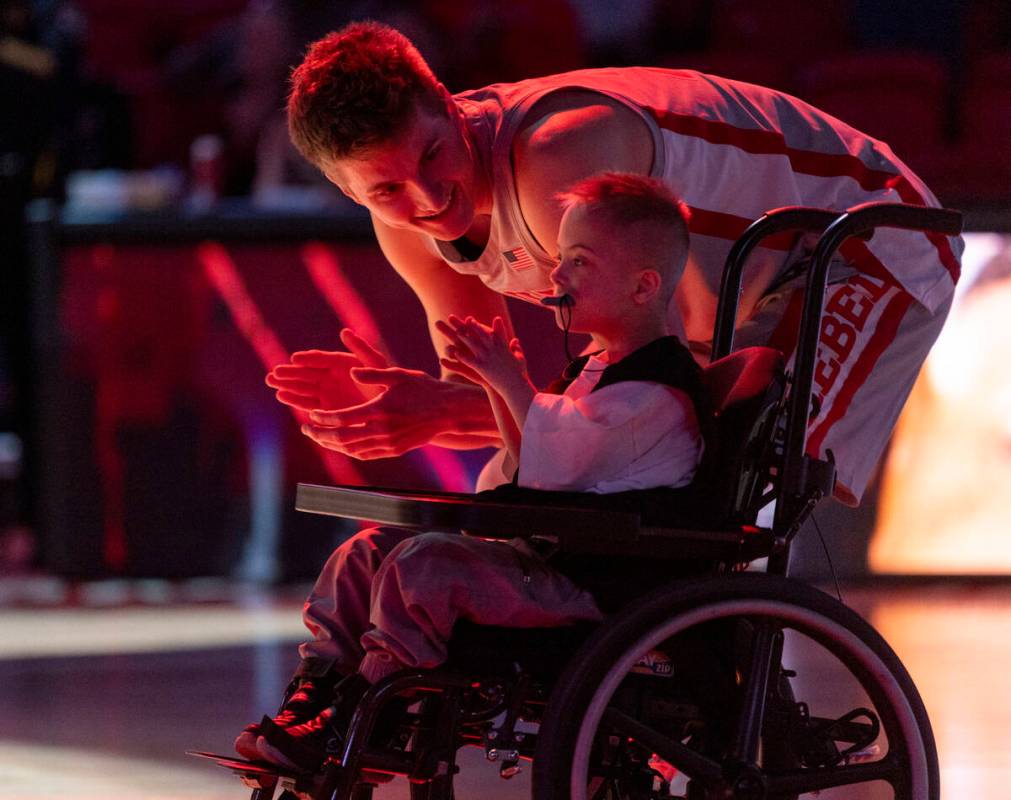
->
[[321, 99, 484, 241], [551, 204, 645, 335]]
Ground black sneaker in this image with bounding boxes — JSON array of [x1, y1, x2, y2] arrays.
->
[[256, 673, 371, 770], [234, 670, 339, 761]]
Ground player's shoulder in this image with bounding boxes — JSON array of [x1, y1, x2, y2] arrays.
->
[[508, 89, 654, 193], [512, 87, 646, 160]]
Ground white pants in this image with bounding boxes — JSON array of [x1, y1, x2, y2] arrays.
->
[[299, 527, 602, 683]]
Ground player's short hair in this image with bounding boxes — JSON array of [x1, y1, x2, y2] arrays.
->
[[558, 173, 692, 294], [287, 21, 445, 165]]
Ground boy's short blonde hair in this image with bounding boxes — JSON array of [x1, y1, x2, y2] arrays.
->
[[557, 173, 691, 297]]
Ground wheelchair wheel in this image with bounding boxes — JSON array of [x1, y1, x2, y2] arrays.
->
[[532, 574, 937, 800]]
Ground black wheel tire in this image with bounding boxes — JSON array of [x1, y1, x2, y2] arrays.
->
[[532, 573, 938, 800]]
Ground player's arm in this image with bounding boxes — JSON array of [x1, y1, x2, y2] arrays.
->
[[372, 217, 509, 447], [300, 218, 509, 458], [373, 216, 516, 371]]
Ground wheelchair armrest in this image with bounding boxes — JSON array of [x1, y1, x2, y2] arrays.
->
[[295, 483, 775, 562], [295, 483, 640, 545]]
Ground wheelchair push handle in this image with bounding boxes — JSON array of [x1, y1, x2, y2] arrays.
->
[[777, 201, 963, 526], [712, 203, 961, 361], [713, 207, 863, 361], [820, 201, 963, 240]]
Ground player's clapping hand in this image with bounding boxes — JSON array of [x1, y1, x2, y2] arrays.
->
[[435, 315, 528, 393], [265, 329, 386, 411], [269, 328, 457, 459]]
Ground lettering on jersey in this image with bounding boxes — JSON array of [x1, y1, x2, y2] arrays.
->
[[823, 274, 890, 332], [503, 247, 535, 271], [813, 274, 890, 402]]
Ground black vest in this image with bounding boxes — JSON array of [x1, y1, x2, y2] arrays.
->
[[546, 336, 710, 425]]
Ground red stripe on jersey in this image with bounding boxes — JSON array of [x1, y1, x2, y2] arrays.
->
[[650, 107, 902, 190], [687, 206, 798, 250], [805, 289, 914, 457], [839, 239, 899, 287], [884, 175, 961, 285], [924, 230, 961, 284], [648, 108, 959, 285]]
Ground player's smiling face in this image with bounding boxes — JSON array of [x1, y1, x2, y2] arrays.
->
[[322, 101, 485, 241], [550, 204, 639, 335]]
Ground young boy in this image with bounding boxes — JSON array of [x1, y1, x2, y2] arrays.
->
[[238, 173, 705, 770]]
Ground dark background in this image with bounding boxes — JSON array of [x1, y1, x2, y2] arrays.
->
[[3, 0, 1010, 583]]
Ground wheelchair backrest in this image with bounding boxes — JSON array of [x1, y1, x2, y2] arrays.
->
[[696, 346, 786, 525]]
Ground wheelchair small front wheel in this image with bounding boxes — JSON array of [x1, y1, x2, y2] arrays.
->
[[532, 574, 937, 800]]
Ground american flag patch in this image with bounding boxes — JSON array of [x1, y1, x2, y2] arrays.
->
[[502, 247, 535, 271]]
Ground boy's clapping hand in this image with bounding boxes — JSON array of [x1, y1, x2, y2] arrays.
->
[[436, 316, 528, 392]]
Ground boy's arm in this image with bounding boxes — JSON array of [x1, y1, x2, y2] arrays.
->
[[435, 341, 521, 464], [483, 363, 536, 436], [484, 386, 522, 475], [436, 316, 536, 465]]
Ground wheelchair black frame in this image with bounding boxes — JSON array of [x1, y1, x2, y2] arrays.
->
[[245, 201, 962, 800]]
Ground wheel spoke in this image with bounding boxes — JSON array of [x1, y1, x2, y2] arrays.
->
[[765, 754, 905, 795], [732, 620, 778, 763], [601, 707, 722, 784]]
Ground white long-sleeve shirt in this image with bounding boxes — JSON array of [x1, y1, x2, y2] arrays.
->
[[517, 355, 703, 493]]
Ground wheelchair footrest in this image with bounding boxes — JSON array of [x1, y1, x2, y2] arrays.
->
[[186, 750, 295, 790], [793, 705, 881, 768]]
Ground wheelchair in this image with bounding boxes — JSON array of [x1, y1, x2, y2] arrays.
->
[[191, 201, 961, 800]]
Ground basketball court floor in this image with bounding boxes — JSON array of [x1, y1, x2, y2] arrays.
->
[[1, 579, 1008, 799]]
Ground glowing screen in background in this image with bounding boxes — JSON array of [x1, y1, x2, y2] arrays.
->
[[870, 233, 1011, 573]]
